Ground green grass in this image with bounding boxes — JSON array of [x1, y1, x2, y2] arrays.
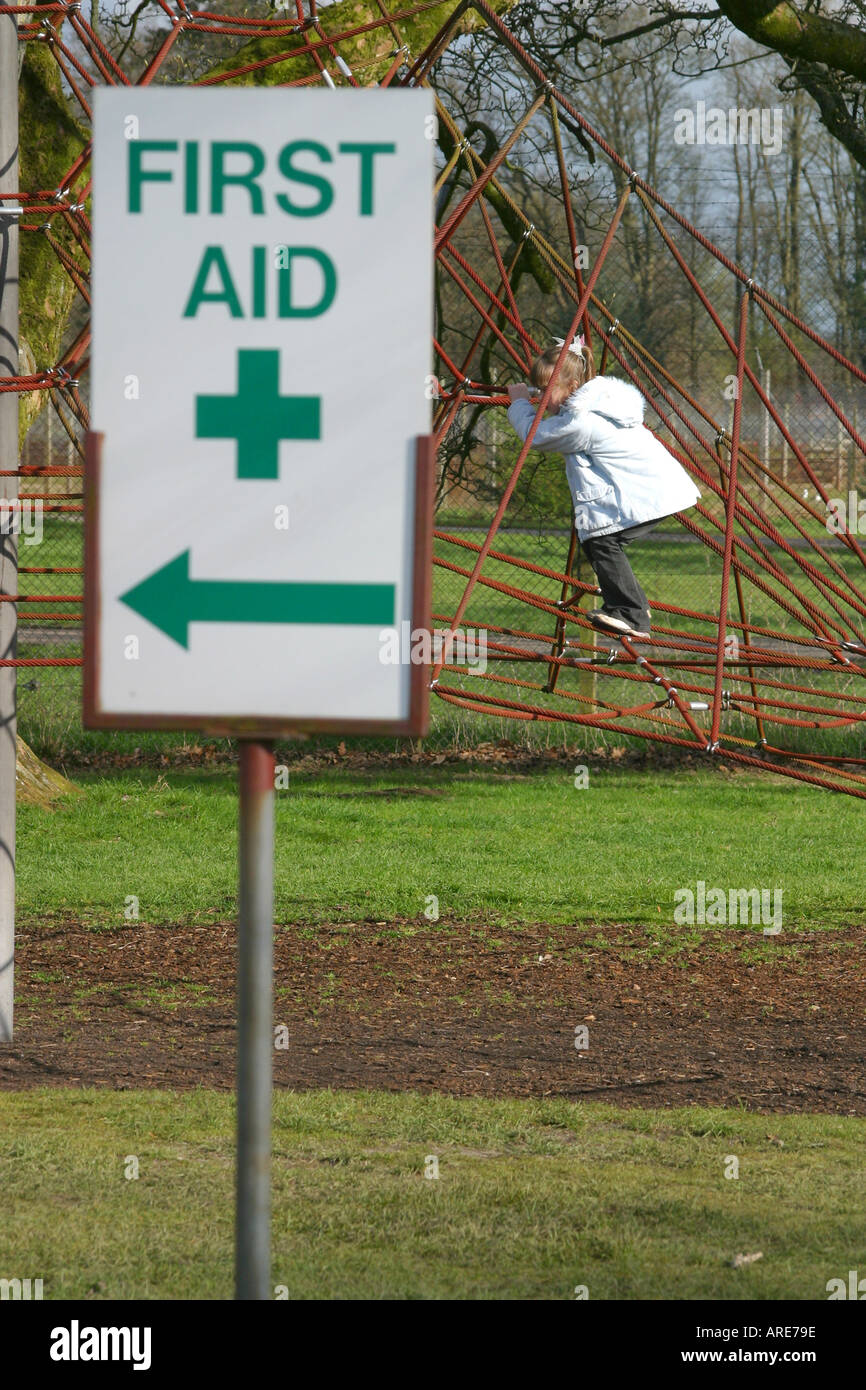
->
[[16, 764, 866, 932], [1, 1088, 862, 1299]]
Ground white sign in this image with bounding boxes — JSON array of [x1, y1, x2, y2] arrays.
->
[[87, 87, 433, 731]]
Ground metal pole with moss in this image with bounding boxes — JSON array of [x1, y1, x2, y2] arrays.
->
[[0, 1, 19, 1041]]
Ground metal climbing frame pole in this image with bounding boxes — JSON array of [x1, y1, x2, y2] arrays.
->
[[236, 739, 275, 1300], [709, 289, 750, 751], [0, 2, 19, 1043]]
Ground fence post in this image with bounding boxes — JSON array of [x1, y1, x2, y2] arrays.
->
[[0, 3, 20, 1041]]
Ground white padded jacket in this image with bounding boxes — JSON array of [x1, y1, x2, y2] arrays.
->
[[507, 375, 701, 540]]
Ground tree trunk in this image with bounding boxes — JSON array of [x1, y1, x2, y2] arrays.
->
[[15, 734, 82, 808]]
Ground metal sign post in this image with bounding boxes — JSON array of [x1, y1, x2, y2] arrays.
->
[[236, 740, 275, 1300], [86, 88, 434, 1298]]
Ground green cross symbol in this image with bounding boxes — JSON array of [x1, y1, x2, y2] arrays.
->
[[195, 348, 320, 480]]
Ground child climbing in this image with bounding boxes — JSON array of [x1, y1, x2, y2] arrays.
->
[[506, 339, 701, 638]]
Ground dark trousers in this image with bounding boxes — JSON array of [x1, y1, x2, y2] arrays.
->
[[582, 518, 664, 630]]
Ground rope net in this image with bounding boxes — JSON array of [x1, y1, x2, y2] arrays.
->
[[3, 0, 866, 795]]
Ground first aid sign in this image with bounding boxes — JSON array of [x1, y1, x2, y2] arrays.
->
[[85, 87, 434, 734]]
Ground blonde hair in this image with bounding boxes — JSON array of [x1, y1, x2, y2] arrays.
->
[[529, 341, 596, 396]]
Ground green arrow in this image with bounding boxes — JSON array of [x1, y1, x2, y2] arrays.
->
[[119, 551, 395, 650]]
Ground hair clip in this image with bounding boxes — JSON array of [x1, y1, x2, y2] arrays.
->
[[553, 334, 586, 356]]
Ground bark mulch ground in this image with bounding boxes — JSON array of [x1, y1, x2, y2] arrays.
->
[[2, 919, 864, 1114]]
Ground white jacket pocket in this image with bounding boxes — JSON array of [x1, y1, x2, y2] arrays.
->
[[572, 478, 614, 505]]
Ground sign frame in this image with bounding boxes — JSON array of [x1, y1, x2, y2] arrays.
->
[[83, 430, 434, 738]]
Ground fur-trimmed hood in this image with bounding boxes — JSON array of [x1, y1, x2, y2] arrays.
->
[[563, 375, 646, 427]]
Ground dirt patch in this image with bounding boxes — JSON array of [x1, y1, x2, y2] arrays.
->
[[56, 737, 768, 779], [2, 920, 864, 1113]]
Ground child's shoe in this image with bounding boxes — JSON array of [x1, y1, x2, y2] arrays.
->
[[589, 610, 649, 639]]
